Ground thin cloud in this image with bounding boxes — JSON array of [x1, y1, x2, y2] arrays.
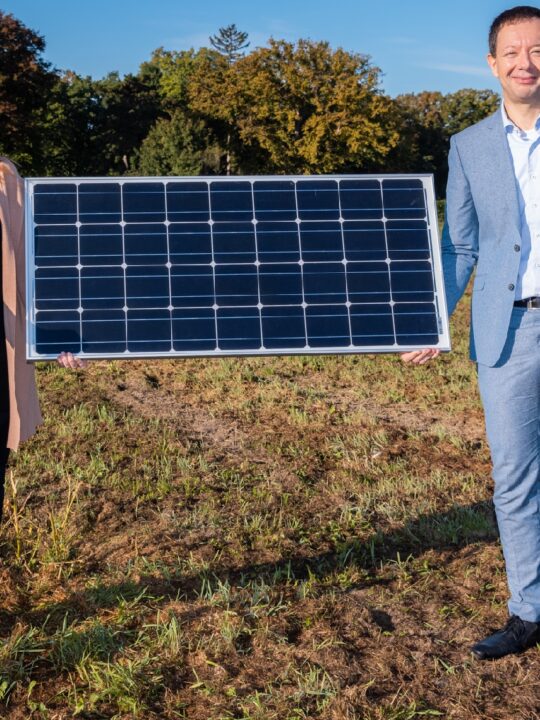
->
[[162, 32, 211, 50], [422, 62, 491, 77], [386, 36, 417, 45], [163, 30, 277, 52]]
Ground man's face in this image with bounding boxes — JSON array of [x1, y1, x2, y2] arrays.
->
[[488, 18, 540, 105]]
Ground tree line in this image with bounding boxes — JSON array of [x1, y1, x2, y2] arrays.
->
[[0, 11, 499, 194]]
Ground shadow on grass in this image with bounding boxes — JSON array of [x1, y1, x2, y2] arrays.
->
[[23, 499, 497, 629]]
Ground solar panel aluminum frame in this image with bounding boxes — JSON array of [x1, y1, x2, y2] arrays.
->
[[25, 174, 451, 361]]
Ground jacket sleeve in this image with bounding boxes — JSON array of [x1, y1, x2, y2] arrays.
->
[[441, 135, 479, 317]]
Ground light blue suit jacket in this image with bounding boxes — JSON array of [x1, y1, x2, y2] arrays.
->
[[442, 108, 523, 367]]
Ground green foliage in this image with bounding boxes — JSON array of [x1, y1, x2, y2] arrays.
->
[[134, 110, 221, 176], [142, 47, 199, 109], [42, 70, 163, 175], [128, 47, 229, 174], [442, 88, 500, 134], [0, 9, 501, 186], [189, 38, 399, 174], [0, 11, 56, 172], [389, 88, 499, 194]]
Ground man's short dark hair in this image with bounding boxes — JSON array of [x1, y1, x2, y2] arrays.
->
[[489, 5, 540, 55]]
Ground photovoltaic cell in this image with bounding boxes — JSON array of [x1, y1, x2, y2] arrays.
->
[[25, 175, 450, 359]]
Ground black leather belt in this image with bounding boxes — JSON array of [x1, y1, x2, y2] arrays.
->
[[514, 297, 540, 308]]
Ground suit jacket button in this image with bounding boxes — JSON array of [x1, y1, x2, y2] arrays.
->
[[514, 244, 521, 251], [508, 283, 515, 291]]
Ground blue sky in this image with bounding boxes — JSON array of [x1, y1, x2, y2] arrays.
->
[[1, 0, 518, 96]]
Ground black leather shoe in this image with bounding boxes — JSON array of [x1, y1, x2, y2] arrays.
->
[[471, 615, 540, 660]]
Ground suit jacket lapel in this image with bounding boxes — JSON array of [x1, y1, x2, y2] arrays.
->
[[484, 109, 521, 227]]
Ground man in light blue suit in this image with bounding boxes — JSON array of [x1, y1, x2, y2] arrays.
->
[[403, 5, 540, 660]]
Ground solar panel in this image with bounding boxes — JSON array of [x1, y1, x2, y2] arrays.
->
[[25, 175, 450, 360]]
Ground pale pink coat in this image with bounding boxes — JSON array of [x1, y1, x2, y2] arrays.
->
[[0, 158, 42, 449]]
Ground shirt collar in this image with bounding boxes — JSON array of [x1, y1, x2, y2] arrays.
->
[[502, 103, 540, 137]]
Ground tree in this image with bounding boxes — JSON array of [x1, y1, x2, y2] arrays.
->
[[442, 88, 500, 136], [209, 24, 249, 64], [135, 110, 221, 176], [40, 72, 102, 176], [389, 88, 499, 194], [388, 91, 447, 183], [141, 46, 230, 174], [186, 48, 238, 174], [94, 70, 164, 173], [200, 24, 249, 175], [0, 11, 56, 171], [188, 38, 399, 174], [142, 47, 199, 109], [41, 68, 164, 176]]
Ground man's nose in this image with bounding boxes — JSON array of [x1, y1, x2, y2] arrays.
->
[[517, 49, 535, 69]]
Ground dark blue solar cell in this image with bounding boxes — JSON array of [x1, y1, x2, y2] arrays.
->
[[382, 178, 424, 191], [386, 220, 430, 260], [171, 266, 214, 308], [122, 182, 165, 223], [259, 263, 303, 305], [126, 267, 169, 309], [340, 180, 382, 220], [35, 226, 78, 267], [261, 306, 306, 349], [347, 262, 391, 303], [124, 224, 167, 265], [169, 223, 212, 265], [305, 305, 350, 347], [80, 225, 123, 266], [215, 265, 258, 307], [167, 182, 210, 222], [350, 305, 395, 346], [213, 222, 256, 264], [33, 184, 77, 225], [343, 221, 387, 261], [81, 267, 124, 310], [382, 179, 426, 220], [35, 310, 81, 354], [217, 307, 261, 350], [127, 309, 171, 352], [299, 222, 343, 261], [35, 267, 79, 310], [297, 181, 340, 220], [81, 309, 126, 353], [394, 303, 438, 345], [390, 261, 434, 302], [210, 182, 253, 222], [303, 263, 347, 304], [253, 181, 297, 221], [78, 183, 121, 224], [256, 222, 300, 263], [173, 308, 216, 351]]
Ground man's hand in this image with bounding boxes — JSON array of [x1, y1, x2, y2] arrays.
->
[[56, 351, 87, 370], [400, 349, 440, 365]]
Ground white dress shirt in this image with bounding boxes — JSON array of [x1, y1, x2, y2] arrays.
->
[[502, 104, 540, 300]]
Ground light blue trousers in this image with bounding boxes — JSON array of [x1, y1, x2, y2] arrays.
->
[[478, 306, 540, 622]]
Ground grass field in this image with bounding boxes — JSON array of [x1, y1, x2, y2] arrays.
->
[[0, 291, 538, 720]]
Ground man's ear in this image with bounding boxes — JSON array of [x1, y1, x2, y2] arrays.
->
[[487, 53, 499, 79]]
